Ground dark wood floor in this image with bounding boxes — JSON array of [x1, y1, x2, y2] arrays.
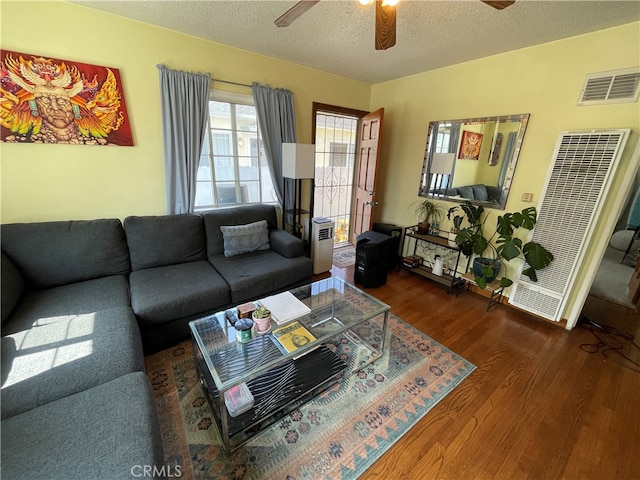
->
[[323, 262, 640, 480]]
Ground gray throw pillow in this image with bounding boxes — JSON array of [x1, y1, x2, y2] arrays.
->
[[220, 220, 270, 257]]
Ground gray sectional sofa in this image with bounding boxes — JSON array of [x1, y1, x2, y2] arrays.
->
[[1, 203, 313, 480]]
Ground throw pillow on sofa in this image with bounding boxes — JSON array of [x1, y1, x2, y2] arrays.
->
[[220, 220, 270, 257]]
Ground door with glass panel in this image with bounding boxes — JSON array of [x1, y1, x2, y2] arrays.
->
[[312, 103, 369, 247]]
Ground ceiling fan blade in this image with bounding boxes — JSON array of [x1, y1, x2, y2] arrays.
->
[[481, 0, 516, 10], [375, 0, 396, 51], [275, 0, 320, 27]]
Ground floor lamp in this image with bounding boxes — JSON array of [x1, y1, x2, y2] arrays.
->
[[282, 143, 315, 240]]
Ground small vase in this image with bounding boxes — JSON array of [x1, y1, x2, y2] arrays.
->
[[448, 230, 458, 248], [252, 314, 272, 333]]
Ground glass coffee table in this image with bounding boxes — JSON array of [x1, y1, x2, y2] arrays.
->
[[189, 277, 390, 451]]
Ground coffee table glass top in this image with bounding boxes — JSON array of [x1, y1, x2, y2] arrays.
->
[[189, 277, 390, 390]]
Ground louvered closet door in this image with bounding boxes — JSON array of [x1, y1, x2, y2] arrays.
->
[[510, 130, 630, 321]]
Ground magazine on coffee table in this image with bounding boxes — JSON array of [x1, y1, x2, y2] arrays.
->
[[271, 321, 316, 354], [258, 291, 311, 325]]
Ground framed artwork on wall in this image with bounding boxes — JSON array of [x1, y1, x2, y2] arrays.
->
[[0, 50, 134, 146], [458, 130, 483, 160]]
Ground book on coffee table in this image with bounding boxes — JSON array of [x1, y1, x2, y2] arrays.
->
[[258, 291, 311, 325], [271, 321, 316, 354]]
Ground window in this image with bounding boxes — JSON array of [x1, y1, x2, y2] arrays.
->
[[195, 91, 276, 210], [430, 122, 452, 192]]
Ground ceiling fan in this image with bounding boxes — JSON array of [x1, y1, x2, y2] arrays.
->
[[275, 0, 515, 51]]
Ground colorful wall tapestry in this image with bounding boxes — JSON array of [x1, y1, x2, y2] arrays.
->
[[458, 130, 483, 160], [1, 50, 133, 145]]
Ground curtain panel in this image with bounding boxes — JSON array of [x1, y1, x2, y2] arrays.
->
[[251, 83, 296, 210], [157, 65, 210, 214]]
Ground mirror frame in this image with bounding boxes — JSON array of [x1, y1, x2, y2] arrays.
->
[[418, 113, 530, 210]]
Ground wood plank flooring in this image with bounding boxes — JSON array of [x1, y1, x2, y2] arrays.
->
[[323, 263, 640, 479]]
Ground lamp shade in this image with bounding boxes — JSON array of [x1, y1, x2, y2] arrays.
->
[[431, 153, 455, 174], [282, 143, 315, 179]]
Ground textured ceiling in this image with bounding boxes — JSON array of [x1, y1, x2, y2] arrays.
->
[[73, 0, 640, 83]]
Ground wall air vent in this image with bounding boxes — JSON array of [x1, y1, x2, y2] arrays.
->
[[578, 67, 640, 105]]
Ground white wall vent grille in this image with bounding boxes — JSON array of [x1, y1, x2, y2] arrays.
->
[[510, 130, 629, 321], [578, 67, 640, 105]]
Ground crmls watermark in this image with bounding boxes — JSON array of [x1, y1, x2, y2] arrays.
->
[[131, 464, 182, 478]]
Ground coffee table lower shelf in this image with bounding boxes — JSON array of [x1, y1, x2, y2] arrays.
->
[[196, 344, 347, 450]]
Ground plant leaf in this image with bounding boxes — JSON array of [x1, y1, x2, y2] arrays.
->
[[496, 214, 514, 236], [476, 276, 487, 289], [499, 277, 513, 288], [522, 267, 538, 282], [497, 237, 522, 261], [472, 234, 488, 255], [513, 207, 537, 229], [523, 242, 554, 269]]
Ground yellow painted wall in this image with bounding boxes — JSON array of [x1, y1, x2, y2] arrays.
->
[[0, 1, 371, 222], [370, 21, 640, 319]]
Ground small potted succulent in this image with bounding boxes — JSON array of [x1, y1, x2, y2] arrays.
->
[[252, 306, 272, 333]]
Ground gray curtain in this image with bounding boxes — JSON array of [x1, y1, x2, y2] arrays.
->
[[251, 82, 296, 210], [157, 64, 210, 214], [499, 131, 517, 187]]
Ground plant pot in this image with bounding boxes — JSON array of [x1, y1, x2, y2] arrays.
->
[[448, 230, 458, 248], [417, 222, 430, 235], [473, 257, 501, 283], [252, 313, 272, 333]]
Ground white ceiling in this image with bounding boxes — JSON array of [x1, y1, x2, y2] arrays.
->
[[73, 0, 640, 83]]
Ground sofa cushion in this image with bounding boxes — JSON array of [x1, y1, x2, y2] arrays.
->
[[1, 306, 144, 419], [124, 213, 207, 271], [202, 204, 278, 257], [130, 261, 230, 325], [1, 219, 130, 290], [456, 185, 475, 200], [1, 252, 24, 324], [220, 220, 270, 257], [471, 184, 489, 202], [269, 229, 305, 258], [2, 275, 130, 336], [210, 250, 313, 304], [1, 372, 164, 480]]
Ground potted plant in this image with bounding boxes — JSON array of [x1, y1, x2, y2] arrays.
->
[[412, 199, 446, 235], [252, 306, 272, 333], [452, 201, 554, 290]]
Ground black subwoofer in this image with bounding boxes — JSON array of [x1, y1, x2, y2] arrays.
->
[[354, 231, 393, 287]]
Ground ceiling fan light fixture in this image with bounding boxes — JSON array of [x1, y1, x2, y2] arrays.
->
[[357, 0, 373, 5], [382, 0, 399, 6]]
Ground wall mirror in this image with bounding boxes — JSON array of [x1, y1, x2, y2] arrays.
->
[[418, 113, 530, 210]]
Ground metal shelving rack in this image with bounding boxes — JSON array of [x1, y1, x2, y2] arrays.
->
[[400, 225, 468, 293]]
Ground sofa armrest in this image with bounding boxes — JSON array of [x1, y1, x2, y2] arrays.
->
[[269, 229, 304, 258]]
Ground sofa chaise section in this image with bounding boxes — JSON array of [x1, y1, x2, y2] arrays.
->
[[1, 372, 164, 480], [1, 306, 144, 419]]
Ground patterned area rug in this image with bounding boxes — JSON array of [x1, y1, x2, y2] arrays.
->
[[145, 314, 475, 480], [333, 245, 356, 268]]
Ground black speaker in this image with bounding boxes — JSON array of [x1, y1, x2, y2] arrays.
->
[[354, 231, 393, 287], [372, 223, 402, 269]]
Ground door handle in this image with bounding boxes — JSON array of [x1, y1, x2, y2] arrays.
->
[[365, 201, 379, 206], [367, 191, 375, 196]]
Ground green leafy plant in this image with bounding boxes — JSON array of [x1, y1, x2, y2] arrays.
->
[[412, 199, 446, 234], [253, 306, 271, 319], [452, 200, 554, 290]]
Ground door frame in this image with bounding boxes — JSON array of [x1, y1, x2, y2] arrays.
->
[[312, 102, 370, 245]]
